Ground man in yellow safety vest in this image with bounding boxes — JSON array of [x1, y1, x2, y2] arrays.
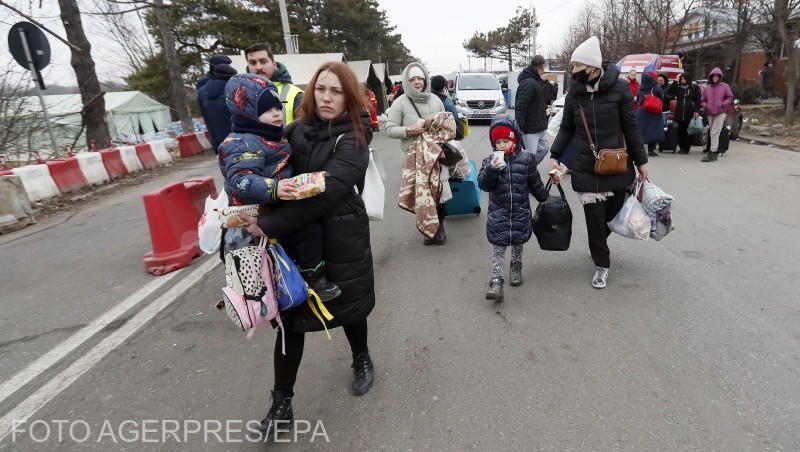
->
[[244, 43, 304, 124]]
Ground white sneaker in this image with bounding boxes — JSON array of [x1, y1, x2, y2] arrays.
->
[[592, 267, 608, 289]]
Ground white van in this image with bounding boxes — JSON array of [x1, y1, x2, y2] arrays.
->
[[453, 72, 507, 120]]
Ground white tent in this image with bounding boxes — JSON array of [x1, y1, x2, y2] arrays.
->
[[347, 60, 388, 112], [17, 91, 170, 154], [227, 53, 346, 88]]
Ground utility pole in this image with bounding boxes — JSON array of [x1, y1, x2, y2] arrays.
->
[[278, 0, 296, 54], [531, 6, 538, 57]]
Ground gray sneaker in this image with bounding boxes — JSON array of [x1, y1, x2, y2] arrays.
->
[[592, 267, 609, 289], [485, 277, 504, 301]]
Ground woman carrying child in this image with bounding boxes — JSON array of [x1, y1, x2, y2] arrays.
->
[[235, 63, 377, 440]]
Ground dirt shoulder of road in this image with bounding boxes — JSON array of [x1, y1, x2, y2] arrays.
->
[[740, 104, 800, 152]]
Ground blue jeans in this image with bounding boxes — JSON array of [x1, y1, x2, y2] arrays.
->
[[522, 132, 549, 165]]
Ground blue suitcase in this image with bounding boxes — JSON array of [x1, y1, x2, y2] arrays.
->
[[444, 160, 481, 216]]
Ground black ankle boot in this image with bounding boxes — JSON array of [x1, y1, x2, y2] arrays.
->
[[301, 264, 341, 302], [251, 390, 293, 441], [434, 223, 446, 245], [351, 351, 374, 396]]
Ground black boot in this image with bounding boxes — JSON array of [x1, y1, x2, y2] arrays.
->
[[251, 390, 293, 441], [509, 262, 523, 286], [485, 277, 504, 301], [701, 151, 717, 162], [301, 264, 341, 302], [351, 351, 374, 396], [434, 223, 446, 245], [648, 150, 659, 157]]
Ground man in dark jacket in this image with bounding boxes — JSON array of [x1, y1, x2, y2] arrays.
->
[[245, 43, 304, 124], [197, 55, 235, 152], [515, 55, 551, 165]]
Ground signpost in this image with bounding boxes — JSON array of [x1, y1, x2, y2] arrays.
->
[[7, 21, 58, 153]]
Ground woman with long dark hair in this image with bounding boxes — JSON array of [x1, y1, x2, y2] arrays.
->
[[238, 61, 376, 439]]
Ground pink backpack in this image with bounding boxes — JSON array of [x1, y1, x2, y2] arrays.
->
[[217, 238, 285, 352]]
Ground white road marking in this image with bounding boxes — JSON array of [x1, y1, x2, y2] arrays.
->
[[0, 268, 183, 405], [0, 257, 220, 442]]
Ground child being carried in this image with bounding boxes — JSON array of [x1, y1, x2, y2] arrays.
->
[[219, 73, 340, 302]]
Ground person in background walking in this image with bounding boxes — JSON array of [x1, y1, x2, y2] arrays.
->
[[383, 62, 448, 245], [656, 74, 672, 153], [244, 43, 304, 124], [700, 67, 734, 162], [197, 54, 235, 152], [626, 69, 640, 111], [238, 62, 376, 439], [431, 75, 464, 140], [515, 55, 551, 164], [665, 73, 702, 154], [637, 72, 665, 157], [478, 115, 549, 302], [548, 36, 649, 289]]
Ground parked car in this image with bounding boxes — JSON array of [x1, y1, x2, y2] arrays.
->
[[694, 79, 744, 139], [452, 72, 507, 120]]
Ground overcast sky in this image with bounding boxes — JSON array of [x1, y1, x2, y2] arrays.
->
[[0, 0, 578, 87]]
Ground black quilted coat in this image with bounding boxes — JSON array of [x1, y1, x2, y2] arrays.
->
[[550, 63, 648, 193], [478, 116, 549, 247], [257, 111, 375, 333]]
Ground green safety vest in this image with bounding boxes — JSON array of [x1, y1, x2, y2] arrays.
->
[[276, 82, 303, 124]]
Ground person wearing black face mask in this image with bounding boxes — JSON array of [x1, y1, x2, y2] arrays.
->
[[548, 36, 649, 290]]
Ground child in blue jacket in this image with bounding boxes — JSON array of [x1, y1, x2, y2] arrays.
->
[[219, 73, 340, 301], [478, 115, 548, 302]]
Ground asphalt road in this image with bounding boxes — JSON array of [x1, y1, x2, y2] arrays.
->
[[1, 124, 799, 451]]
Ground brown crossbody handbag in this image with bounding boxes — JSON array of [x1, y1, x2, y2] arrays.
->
[[578, 104, 628, 175]]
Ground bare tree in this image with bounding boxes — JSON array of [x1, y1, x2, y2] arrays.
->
[[87, 0, 156, 74], [58, 0, 112, 149], [0, 65, 35, 161], [774, 0, 798, 124]]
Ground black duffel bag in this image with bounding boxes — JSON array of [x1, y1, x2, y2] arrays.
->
[[532, 181, 572, 251]]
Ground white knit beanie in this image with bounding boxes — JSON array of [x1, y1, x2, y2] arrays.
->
[[571, 36, 602, 68], [407, 66, 425, 80]]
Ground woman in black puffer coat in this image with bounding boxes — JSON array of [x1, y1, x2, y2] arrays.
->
[[478, 115, 548, 301], [665, 73, 702, 153], [239, 62, 376, 440], [549, 36, 649, 290]]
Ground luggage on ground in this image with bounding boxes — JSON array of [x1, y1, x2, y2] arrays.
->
[[661, 121, 679, 153], [444, 160, 481, 215], [705, 124, 730, 154]]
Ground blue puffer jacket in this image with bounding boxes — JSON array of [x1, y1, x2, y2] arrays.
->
[[478, 115, 549, 246], [218, 74, 292, 206]]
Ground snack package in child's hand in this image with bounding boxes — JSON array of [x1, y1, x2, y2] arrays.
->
[[215, 204, 260, 228], [287, 171, 327, 200]]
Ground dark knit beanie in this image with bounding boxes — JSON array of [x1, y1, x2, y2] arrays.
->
[[431, 75, 447, 93], [256, 87, 282, 116]]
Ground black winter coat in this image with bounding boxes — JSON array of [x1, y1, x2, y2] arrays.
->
[[666, 81, 702, 122], [197, 75, 232, 151], [478, 116, 548, 246], [550, 63, 647, 193], [515, 67, 550, 134], [257, 111, 375, 333]]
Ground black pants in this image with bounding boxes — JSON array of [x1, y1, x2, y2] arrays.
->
[[285, 222, 324, 271], [582, 189, 627, 269], [676, 120, 692, 151], [274, 319, 369, 395]]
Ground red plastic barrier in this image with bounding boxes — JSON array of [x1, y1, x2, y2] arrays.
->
[[134, 143, 159, 170], [183, 177, 217, 221], [142, 181, 201, 275], [45, 157, 88, 193], [177, 134, 204, 158], [204, 130, 211, 143], [97, 148, 128, 180]]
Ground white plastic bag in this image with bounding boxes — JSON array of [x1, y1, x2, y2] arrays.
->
[[608, 186, 650, 240], [362, 149, 385, 221], [199, 190, 228, 254]]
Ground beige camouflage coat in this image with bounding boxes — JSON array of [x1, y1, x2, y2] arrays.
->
[[397, 112, 457, 239]]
